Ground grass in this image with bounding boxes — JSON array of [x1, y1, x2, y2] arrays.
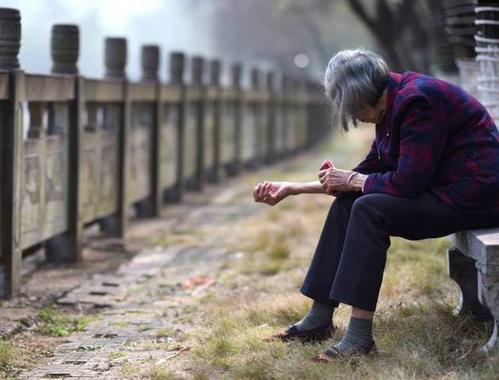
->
[[120, 359, 187, 380], [180, 236, 499, 379], [0, 341, 22, 371], [109, 320, 130, 328], [156, 327, 177, 338], [165, 127, 499, 379], [3, 127, 497, 379], [107, 351, 127, 360], [38, 306, 98, 337]]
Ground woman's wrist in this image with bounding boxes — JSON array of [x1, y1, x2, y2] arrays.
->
[[287, 183, 300, 196], [348, 172, 367, 191]]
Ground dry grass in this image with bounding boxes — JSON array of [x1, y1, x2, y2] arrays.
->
[[4, 127, 497, 379], [0, 341, 23, 375], [164, 127, 499, 379]]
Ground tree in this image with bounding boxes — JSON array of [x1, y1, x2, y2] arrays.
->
[[281, 0, 434, 72], [205, 0, 452, 79]]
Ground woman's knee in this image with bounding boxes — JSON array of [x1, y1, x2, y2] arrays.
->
[[350, 193, 396, 221], [352, 194, 383, 210], [332, 192, 362, 212]]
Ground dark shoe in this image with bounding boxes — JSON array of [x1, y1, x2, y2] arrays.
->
[[310, 341, 377, 363], [265, 322, 335, 343]]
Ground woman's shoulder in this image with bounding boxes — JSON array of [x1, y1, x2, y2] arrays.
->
[[395, 71, 492, 123], [400, 72, 441, 93], [397, 71, 468, 106]]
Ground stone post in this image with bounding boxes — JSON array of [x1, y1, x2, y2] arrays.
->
[[0, 8, 20, 70], [0, 7, 23, 298], [209, 59, 222, 183], [105, 37, 127, 80], [191, 55, 205, 191], [51, 24, 79, 74], [250, 67, 262, 168], [265, 71, 276, 164], [141, 45, 160, 82], [165, 51, 185, 202], [230, 62, 242, 175], [45, 24, 83, 263], [101, 37, 129, 236]]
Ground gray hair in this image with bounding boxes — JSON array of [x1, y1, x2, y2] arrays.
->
[[324, 49, 389, 131]]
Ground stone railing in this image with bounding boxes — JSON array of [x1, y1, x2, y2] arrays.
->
[[0, 7, 331, 299]]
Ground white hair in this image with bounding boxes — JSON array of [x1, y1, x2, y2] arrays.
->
[[324, 49, 389, 131]]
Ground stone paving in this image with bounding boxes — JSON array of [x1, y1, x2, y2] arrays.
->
[[20, 243, 234, 379], [17, 161, 283, 379]]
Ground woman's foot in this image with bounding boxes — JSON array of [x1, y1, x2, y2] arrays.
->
[[311, 316, 376, 362], [265, 300, 335, 343], [267, 321, 335, 343], [311, 340, 377, 363]]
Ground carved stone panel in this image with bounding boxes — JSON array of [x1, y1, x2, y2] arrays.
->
[[81, 133, 98, 223], [21, 153, 41, 248], [128, 103, 153, 204], [183, 103, 197, 180], [296, 106, 307, 149], [160, 104, 178, 190], [81, 104, 119, 223], [286, 106, 297, 152], [274, 108, 284, 155], [221, 102, 236, 165], [256, 104, 268, 162], [97, 133, 119, 218], [43, 137, 67, 240], [203, 103, 215, 170], [241, 105, 256, 163], [21, 102, 69, 249]]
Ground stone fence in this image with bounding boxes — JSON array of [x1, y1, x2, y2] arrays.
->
[[0, 8, 330, 298]]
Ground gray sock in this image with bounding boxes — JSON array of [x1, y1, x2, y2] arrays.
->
[[293, 300, 334, 331], [331, 317, 374, 354]]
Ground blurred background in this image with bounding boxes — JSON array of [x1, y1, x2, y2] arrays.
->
[[0, 0, 461, 83]]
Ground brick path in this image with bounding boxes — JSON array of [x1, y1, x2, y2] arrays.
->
[[18, 174, 266, 379], [13, 136, 346, 379]]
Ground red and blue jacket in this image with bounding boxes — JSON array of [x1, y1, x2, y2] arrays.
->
[[353, 71, 499, 213]]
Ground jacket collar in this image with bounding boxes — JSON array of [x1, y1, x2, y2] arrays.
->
[[377, 71, 402, 126]]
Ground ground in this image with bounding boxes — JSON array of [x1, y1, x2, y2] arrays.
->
[[1, 127, 498, 379]]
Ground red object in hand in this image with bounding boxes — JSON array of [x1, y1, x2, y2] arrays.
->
[[320, 159, 334, 170]]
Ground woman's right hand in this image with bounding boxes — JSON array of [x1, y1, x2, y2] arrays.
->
[[253, 181, 293, 206]]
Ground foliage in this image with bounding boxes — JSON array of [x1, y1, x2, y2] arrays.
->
[[38, 306, 96, 337]]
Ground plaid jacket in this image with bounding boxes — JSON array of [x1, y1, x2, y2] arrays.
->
[[353, 71, 499, 213]]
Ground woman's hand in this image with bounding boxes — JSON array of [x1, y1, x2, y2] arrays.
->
[[253, 181, 293, 206], [318, 167, 353, 194]]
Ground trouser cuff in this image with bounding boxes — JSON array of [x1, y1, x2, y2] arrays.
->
[[329, 291, 377, 312]]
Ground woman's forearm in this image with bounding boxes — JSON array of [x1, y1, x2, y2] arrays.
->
[[289, 172, 368, 196], [289, 181, 325, 195]]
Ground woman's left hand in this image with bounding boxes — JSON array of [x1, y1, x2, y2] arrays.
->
[[318, 167, 353, 194]]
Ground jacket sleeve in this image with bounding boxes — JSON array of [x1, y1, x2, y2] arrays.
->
[[363, 95, 447, 197], [351, 140, 385, 174]]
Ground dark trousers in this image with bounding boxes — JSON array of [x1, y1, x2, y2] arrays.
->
[[300, 192, 499, 312]]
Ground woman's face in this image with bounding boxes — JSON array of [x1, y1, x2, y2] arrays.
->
[[355, 89, 387, 124]]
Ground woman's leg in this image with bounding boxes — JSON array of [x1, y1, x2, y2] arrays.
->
[[274, 192, 363, 339], [300, 192, 363, 305], [328, 192, 498, 311], [314, 191, 499, 359]]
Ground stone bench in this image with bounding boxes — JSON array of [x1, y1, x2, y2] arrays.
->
[[448, 229, 499, 353]]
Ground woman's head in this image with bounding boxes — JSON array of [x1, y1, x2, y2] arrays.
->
[[324, 49, 389, 131]]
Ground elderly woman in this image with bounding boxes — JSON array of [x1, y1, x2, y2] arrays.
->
[[253, 49, 499, 362]]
